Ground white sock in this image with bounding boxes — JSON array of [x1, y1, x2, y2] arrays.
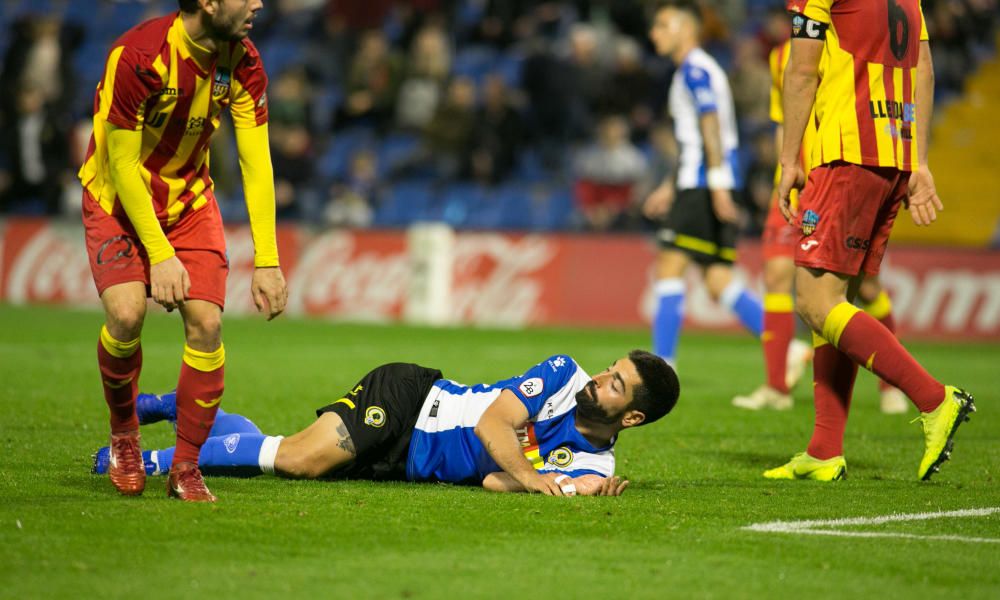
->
[[258, 435, 284, 475], [719, 280, 744, 310]]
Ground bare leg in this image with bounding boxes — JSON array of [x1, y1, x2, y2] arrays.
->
[[275, 412, 358, 479]]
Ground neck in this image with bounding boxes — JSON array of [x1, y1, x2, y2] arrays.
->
[[181, 11, 218, 54], [574, 415, 619, 448], [671, 39, 697, 65]]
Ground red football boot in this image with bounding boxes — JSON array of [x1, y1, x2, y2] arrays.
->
[[108, 431, 145, 496], [167, 461, 217, 502]]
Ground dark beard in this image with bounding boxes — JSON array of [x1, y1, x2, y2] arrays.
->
[[203, 10, 247, 42], [574, 381, 621, 425]]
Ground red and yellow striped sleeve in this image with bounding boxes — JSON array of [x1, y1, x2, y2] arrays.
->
[[230, 42, 269, 129], [101, 45, 163, 131]]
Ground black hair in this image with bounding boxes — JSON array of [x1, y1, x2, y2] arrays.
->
[[627, 349, 680, 425], [655, 0, 703, 22], [178, 0, 200, 13]]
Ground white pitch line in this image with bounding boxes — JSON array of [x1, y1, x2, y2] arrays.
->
[[743, 507, 1000, 544]]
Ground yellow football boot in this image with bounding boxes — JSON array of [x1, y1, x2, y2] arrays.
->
[[763, 452, 846, 481], [916, 386, 976, 481]]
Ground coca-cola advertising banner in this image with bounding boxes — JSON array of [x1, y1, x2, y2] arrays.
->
[[2, 218, 998, 340]]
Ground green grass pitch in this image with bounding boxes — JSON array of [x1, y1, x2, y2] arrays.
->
[[1, 304, 997, 598]]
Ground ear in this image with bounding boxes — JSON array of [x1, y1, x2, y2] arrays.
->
[[200, 0, 218, 16], [620, 409, 646, 429]]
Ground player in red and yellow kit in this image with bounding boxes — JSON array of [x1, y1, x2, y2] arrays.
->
[[733, 39, 907, 414], [79, 0, 287, 502], [765, 0, 975, 482]]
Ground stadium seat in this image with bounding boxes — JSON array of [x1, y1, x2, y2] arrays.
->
[[375, 181, 436, 228], [377, 133, 421, 177], [316, 128, 375, 182], [452, 46, 498, 85]]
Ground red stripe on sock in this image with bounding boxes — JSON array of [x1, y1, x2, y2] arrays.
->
[[807, 344, 857, 460], [763, 310, 794, 393], [98, 342, 141, 434], [174, 361, 224, 465], [837, 311, 944, 412]]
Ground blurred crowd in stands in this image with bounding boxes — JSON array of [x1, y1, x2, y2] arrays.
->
[[0, 0, 996, 233]]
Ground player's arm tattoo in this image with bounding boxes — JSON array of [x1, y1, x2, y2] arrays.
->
[[335, 421, 357, 456]]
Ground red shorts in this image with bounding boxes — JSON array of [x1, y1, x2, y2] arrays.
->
[[793, 161, 908, 277], [762, 193, 798, 260], [83, 189, 229, 308]]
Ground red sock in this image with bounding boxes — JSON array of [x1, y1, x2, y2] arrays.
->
[[762, 296, 795, 393], [807, 339, 857, 460], [875, 310, 898, 393], [861, 291, 899, 393], [174, 344, 225, 466], [827, 303, 944, 413], [97, 325, 141, 433]]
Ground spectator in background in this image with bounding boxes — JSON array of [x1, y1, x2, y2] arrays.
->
[[565, 24, 609, 138], [325, 148, 379, 228], [573, 115, 648, 230], [468, 74, 525, 185], [0, 15, 82, 124], [393, 76, 478, 182], [271, 124, 317, 220], [0, 83, 72, 214], [601, 37, 655, 141], [396, 25, 452, 131], [335, 30, 403, 132], [270, 68, 314, 130], [729, 36, 772, 132]]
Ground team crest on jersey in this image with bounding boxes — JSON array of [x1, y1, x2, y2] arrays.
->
[[223, 434, 240, 453], [519, 377, 544, 398], [547, 447, 574, 468], [801, 209, 820, 236], [365, 406, 387, 428], [213, 68, 231, 99]]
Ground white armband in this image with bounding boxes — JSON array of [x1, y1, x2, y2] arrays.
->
[[707, 166, 735, 191]]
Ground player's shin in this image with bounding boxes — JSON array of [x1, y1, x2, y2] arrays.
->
[[824, 302, 944, 412], [97, 325, 142, 433], [174, 344, 225, 465], [721, 281, 763, 337], [806, 333, 857, 460], [762, 293, 795, 393]]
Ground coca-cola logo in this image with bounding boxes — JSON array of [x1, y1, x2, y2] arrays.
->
[[5, 225, 95, 305]]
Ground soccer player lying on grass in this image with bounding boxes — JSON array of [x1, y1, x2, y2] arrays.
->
[[92, 351, 680, 496]]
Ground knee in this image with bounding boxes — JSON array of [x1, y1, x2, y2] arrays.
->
[[184, 312, 222, 350], [105, 299, 146, 339]]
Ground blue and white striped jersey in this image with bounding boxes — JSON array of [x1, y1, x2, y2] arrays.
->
[[406, 355, 616, 484], [669, 47, 742, 190]]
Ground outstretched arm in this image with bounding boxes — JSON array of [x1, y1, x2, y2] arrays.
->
[[482, 472, 629, 496], [475, 390, 567, 496]]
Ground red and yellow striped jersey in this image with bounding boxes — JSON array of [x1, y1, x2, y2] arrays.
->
[[78, 13, 268, 226], [786, 0, 928, 172]]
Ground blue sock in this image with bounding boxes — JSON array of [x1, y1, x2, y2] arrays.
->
[[653, 278, 685, 364], [208, 410, 262, 436], [149, 433, 281, 477], [721, 281, 763, 337], [136, 390, 177, 424]]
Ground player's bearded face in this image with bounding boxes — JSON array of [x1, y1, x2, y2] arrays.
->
[[575, 381, 626, 425], [206, 0, 258, 41]]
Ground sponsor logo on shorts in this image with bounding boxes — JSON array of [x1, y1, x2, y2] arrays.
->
[[519, 377, 544, 398], [95, 235, 135, 265], [844, 236, 871, 251], [223, 434, 240, 453], [364, 406, 386, 428], [547, 446, 574, 468], [801, 210, 820, 236], [800, 240, 820, 251]]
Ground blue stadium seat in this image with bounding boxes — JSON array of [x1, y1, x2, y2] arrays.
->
[[375, 181, 436, 227], [377, 133, 420, 177], [452, 46, 498, 85], [259, 39, 305, 77], [494, 51, 525, 87], [316, 128, 375, 182]]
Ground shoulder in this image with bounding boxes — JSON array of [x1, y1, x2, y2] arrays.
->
[[111, 13, 175, 58], [681, 53, 717, 87], [232, 38, 265, 71]]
